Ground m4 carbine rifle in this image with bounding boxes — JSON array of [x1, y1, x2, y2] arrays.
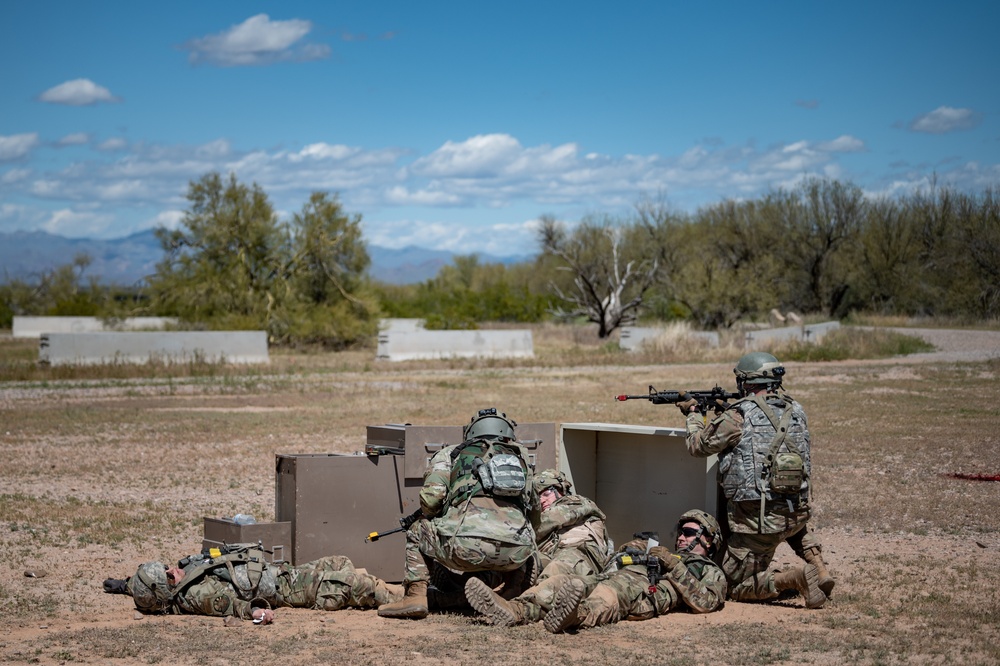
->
[[615, 385, 740, 413]]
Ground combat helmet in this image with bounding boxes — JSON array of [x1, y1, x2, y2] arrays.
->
[[733, 351, 785, 394], [463, 407, 517, 442], [676, 509, 723, 556], [130, 561, 172, 613], [533, 468, 572, 496]]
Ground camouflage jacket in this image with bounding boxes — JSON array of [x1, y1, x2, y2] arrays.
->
[[685, 389, 811, 503], [536, 493, 610, 566], [419, 443, 539, 546], [172, 556, 278, 619], [646, 545, 727, 613]]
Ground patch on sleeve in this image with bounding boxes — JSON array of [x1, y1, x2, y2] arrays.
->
[[213, 595, 231, 614]]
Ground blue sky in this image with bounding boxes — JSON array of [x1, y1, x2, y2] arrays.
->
[[2, 1, 998, 258]]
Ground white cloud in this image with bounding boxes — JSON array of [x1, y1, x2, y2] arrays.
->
[[57, 133, 90, 147], [40, 208, 114, 236], [38, 79, 120, 106], [149, 209, 184, 230], [5, 129, 999, 253], [908, 106, 981, 134], [182, 13, 330, 66], [0, 133, 40, 161], [1, 168, 32, 184], [97, 137, 128, 152], [817, 135, 865, 153]]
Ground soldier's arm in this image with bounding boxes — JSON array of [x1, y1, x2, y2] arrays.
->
[[536, 495, 606, 542], [685, 409, 742, 458], [656, 552, 727, 614], [418, 447, 454, 517]]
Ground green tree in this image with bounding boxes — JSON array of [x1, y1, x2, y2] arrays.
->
[[673, 199, 780, 329], [147, 172, 376, 346]]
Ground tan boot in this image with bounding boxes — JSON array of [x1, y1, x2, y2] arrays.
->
[[377, 580, 428, 619], [464, 577, 528, 627], [802, 547, 835, 597], [544, 578, 586, 634], [773, 565, 826, 609]]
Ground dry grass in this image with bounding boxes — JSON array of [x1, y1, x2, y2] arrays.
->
[[1, 323, 999, 664]]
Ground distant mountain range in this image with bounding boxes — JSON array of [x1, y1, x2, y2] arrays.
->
[[0, 229, 533, 285]]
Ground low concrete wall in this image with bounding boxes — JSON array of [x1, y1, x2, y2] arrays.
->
[[13, 316, 178, 338], [619, 326, 720, 351], [377, 328, 534, 361], [39, 331, 269, 366], [743, 321, 841, 347]]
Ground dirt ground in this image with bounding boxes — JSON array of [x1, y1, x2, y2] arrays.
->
[[2, 327, 999, 665]]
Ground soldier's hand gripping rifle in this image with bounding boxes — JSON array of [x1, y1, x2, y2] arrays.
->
[[615, 385, 740, 413], [365, 508, 423, 543]]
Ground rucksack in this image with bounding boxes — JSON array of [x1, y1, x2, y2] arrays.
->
[[447, 439, 527, 506]]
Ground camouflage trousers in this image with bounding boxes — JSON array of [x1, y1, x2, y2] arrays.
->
[[723, 500, 820, 602], [276, 556, 401, 610], [553, 568, 681, 628], [403, 518, 536, 585], [511, 547, 607, 621]]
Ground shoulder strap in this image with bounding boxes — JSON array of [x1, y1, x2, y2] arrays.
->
[[170, 548, 265, 599]]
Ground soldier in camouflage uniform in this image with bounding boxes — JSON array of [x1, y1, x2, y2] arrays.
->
[[108, 549, 401, 623], [378, 408, 540, 620], [543, 510, 728, 633], [681, 351, 834, 609], [464, 468, 612, 626]]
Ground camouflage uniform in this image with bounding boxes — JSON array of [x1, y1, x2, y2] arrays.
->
[[483, 492, 610, 623], [686, 388, 824, 602], [546, 541, 726, 631], [130, 553, 400, 619], [401, 443, 539, 586]]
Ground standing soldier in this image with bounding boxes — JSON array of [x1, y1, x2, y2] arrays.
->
[[464, 468, 611, 626], [681, 351, 834, 609], [378, 408, 539, 620]]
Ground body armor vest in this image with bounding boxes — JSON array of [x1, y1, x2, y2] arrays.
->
[[718, 392, 811, 503]]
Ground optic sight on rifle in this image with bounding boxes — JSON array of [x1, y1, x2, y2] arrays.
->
[[615, 385, 740, 412]]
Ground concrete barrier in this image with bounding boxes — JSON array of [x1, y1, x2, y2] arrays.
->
[[619, 326, 720, 351], [743, 321, 841, 347], [39, 331, 269, 366], [377, 328, 534, 361], [13, 316, 178, 338]]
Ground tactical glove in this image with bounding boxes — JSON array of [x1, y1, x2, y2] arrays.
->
[[103, 577, 129, 595], [676, 391, 701, 415]]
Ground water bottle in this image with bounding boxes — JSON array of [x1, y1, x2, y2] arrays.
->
[[233, 513, 256, 525]]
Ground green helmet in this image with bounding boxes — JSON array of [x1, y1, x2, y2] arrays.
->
[[676, 509, 723, 556], [533, 469, 572, 495], [463, 407, 517, 442], [733, 351, 785, 392], [130, 561, 172, 613]]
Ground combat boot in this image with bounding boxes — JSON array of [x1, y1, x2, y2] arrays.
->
[[464, 577, 529, 627], [544, 578, 586, 634], [802, 546, 835, 597], [377, 580, 428, 619], [773, 564, 826, 609]]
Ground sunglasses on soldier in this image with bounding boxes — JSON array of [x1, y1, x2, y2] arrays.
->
[[678, 526, 702, 537]]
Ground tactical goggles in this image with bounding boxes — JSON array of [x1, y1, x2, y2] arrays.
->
[[678, 526, 703, 538]]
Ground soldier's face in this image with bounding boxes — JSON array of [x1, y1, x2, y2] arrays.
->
[[676, 522, 708, 556], [540, 488, 561, 510], [165, 566, 185, 586]]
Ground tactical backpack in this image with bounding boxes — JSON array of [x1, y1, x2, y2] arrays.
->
[[446, 439, 528, 506], [172, 542, 276, 603]]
